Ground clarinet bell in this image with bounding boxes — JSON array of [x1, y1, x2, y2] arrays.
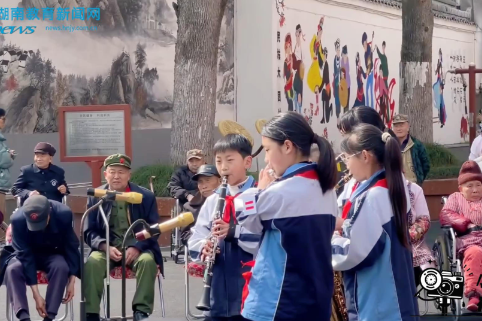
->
[[196, 287, 211, 311]]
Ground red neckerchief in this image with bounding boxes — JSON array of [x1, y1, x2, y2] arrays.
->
[[125, 185, 131, 192], [341, 179, 387, 220], [241, 169, 317, 312], [223, 194, 240, 224]]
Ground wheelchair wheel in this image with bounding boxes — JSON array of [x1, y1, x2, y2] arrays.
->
[[433, 235, 450, 271]]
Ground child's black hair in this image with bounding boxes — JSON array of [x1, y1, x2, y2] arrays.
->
[[213, 134, 252, 158], [262, 112, 336, 193], [338, 106, 396, 138], [340, 124, 409, 248]]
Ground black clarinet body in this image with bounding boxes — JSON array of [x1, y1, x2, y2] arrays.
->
[[196, 176, 229, 311]]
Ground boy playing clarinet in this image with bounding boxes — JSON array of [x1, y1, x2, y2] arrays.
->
[[188, 134, 260, 321]]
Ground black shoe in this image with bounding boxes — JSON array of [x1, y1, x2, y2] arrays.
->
[[86, 313, 100, 321], [133, 311, 149, 321]]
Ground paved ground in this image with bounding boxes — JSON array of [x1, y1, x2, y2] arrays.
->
[[1, 225, 481, 321], [0, 250, 205, 321]]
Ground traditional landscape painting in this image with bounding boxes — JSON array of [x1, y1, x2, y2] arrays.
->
[[0, 0, 235, 133]]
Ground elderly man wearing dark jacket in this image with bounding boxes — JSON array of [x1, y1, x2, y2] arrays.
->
[[1, 195, 80, 321], [11, 142, 69, 206], [167, 149, 205, 207], [83, 154, 162, 321]]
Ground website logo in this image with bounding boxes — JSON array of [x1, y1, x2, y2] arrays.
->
[[415, 268, 465, 316], [0, 26, 36, 35]]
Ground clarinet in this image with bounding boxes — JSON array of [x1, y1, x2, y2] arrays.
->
[[333, 157, 349, 321], [196, 175, 228, 311]]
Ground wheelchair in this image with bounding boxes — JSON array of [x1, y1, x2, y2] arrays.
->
[[430, 196, 482, 317]]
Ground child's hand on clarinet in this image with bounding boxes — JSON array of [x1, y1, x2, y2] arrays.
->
[[201, 240, 220, 262], [212, 218, 230, 239]]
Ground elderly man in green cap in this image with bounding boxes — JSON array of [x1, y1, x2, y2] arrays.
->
[[83, 154, 162, 321]]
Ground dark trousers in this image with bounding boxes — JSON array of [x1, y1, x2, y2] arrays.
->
[[6, 255, 69, 320], [211, 317, 248, 321], [414, 266, 422, 288]]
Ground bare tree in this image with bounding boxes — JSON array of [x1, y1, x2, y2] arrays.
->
[[170, 0, 228, 165], [399, 0, 434, 143]]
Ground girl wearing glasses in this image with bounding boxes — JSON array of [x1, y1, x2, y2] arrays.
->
[[332, 124, 419, 321]]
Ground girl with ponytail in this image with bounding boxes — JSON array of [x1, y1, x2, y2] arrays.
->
[[236, 112, 338, 321], [332, 124, 418, 320]]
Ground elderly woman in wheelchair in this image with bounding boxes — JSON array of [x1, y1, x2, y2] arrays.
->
[[439, 160, 482, 312]]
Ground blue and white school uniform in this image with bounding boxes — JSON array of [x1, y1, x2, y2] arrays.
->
[[332, 170, 419, 321], [188, 176, 261, 318], [237, 163, 337, 321]]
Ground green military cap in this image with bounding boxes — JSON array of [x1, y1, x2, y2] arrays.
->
[[104, 154, 131, 169], [392, 114, 409, 124]]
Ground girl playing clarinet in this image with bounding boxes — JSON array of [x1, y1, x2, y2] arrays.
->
[[236, 112, 338, 321], [332, 124, 419, 321]]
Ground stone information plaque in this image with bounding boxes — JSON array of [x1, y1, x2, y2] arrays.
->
[[64, 110, 126, 157]]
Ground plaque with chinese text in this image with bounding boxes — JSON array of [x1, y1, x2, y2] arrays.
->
[[65, 111, 125, 157], [58, 105, 132, 162]]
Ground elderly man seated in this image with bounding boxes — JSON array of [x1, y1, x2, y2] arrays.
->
[[0, 195, 80, 321], [440, 160, 482, 311], [180, 164, 221, 245], [167, 149, 205, 208], [83, 154, 162, 321]]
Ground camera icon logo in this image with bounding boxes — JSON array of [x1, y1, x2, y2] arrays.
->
[[421, 268, 464, 300]]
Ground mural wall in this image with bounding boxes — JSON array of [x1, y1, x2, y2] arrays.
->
[[0, 0, 234, 133], [274, 0, 475, 149]]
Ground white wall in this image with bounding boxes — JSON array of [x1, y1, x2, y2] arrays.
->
[[235, 0, 476, 164], [235, 0, 275, 170]]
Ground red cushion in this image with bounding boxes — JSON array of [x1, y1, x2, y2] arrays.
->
[[109, 266, 136, 279], [37, 271, 49, 285], [186, 262, 205, 278]]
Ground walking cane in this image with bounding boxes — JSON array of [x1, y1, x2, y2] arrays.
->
[[149, 176, 156, 193]]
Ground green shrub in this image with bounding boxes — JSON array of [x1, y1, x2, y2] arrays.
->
[[426, 165, 461, 180], [424, 143, 460, 167], [423, 143, 461, 179], [130, 164, 176, 197]]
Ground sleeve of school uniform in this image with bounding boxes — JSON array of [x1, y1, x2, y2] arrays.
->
[[228, 188, 262, 255], [237, 187, 283, 254], [332, 189, 387, 271], [188, 196, 213, 263]]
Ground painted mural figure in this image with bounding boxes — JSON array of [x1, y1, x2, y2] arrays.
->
[[333, 39, 342, 123], [340, 45, 350, 114], [362, 31, 375, 108], [283, 33, 295, 111], [320, 47, 333, 124], [375, 41, 390, 123], [376, 64, 389, 124], [307, 17, 326, 117], [433, 48, 447, 128], [293, 24, 305, 114], [353, 52, 366, 108]]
